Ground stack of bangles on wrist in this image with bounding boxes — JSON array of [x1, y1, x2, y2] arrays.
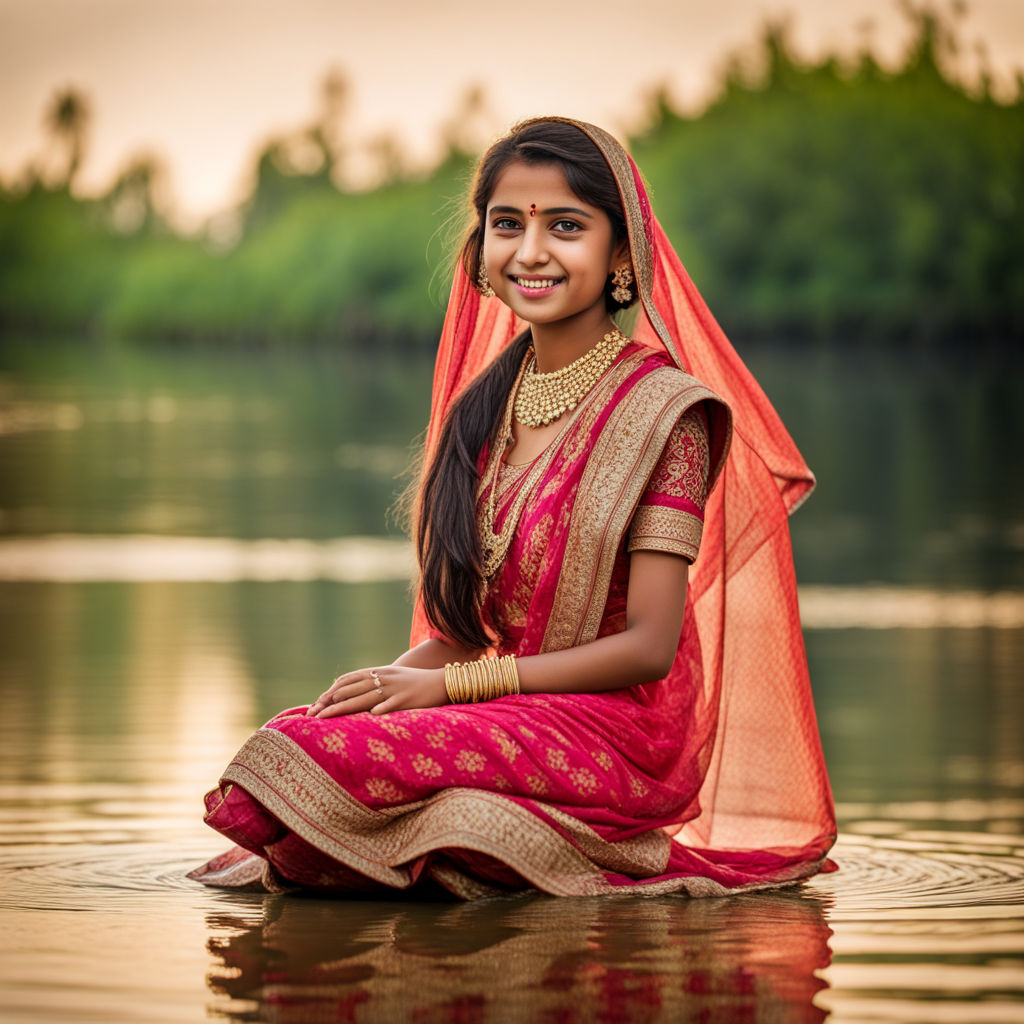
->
[[444, 654, 521, 703]]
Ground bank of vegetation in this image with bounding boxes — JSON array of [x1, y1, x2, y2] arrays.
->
[[1, 9, 1020, 348]]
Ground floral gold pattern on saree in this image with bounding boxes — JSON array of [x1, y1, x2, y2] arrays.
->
[[643, 407, 711, 507], [210, 729, 770, 898]]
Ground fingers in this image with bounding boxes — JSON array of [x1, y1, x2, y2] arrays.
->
[[315, 692, 381, 718], [306, 672, 351, 713], [308, 667, 388, 718], [369, 694, 400, 715]]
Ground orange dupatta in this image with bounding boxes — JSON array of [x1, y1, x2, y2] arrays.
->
[[412, 118, 835, 870]]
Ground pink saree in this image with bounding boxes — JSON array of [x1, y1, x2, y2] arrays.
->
[[191, 118, 836, 899]]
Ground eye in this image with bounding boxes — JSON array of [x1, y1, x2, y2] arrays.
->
[[492, 217, 520, 231], [553, 219, 582, 233]]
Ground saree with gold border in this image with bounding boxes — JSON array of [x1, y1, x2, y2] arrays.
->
[[193, 343, 816, 897], [191, 117, 836, 898]]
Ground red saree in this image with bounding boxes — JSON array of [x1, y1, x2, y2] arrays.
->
[[191, 118, 836, 898]]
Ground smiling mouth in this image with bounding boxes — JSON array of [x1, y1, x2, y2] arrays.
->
[[511, 276, 564, 290]]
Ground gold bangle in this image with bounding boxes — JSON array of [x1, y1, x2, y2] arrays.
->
[[446, 660, 473, 704], [481, 658, 496, 701], [505, 655, 517, 696], [444, 661, 460, 704], [446, 656, 521, 704], [471, 659, 487, 702], [458, 661, 472, 704], [499, 654, 520, 696]]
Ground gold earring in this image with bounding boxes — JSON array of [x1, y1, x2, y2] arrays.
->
[[611, 265, 634, 304], [478, 259, 495, 298]]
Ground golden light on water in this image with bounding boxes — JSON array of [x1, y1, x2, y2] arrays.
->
[[1, 534, 1022, 629]]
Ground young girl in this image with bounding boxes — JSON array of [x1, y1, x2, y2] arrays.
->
[[191, 118, 835, 898]]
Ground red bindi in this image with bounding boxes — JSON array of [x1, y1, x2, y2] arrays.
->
[[529, 203, 536, 217]]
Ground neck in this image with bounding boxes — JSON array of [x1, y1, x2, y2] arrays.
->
[[530, 310, 617, 374]]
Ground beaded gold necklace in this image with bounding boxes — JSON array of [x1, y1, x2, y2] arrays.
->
[[513, 327, 628, 428]]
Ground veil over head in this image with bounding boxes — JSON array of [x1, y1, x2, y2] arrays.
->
[[414, 118, 835, 867]]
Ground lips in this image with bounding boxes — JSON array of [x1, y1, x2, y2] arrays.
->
[[510, 275, 564, 296]]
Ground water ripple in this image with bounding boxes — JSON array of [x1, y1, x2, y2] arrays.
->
[[2, 833, 1022, 919], [0, 839, 222, 911], [806, 835, 1024, 918]]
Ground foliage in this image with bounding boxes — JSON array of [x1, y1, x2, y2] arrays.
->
[[0, 8, 1020, 348], [630, 11, 1024, 343]]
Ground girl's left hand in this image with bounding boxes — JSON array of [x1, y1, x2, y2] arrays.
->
[[306, 665, 447, 718]]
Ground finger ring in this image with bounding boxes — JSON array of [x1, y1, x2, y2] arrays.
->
[[370, 670, 383, 694]]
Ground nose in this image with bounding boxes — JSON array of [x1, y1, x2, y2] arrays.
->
[[515, 224, 550, 268]]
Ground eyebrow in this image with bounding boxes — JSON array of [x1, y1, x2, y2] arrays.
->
[[489, 205, 594, 219]]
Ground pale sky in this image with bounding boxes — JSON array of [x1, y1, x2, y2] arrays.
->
[[2, 0, 1021, 228]]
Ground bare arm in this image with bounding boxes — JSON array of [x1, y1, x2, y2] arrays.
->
[[308, 550, 688, 717], [517, 550, 688, 694], [390, 637, 485, 670]]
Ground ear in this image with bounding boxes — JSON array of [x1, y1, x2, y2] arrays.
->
[[609, 237, 631, 272]]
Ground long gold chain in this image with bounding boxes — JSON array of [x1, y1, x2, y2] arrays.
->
[[514, 327, 628, 428], [479, 355, 527, 580], [478, 329, 630, 579]]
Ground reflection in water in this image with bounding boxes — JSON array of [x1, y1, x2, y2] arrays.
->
[[0, 534, 416, 582], [2, 344, 1021, 587], [205, 891, 832, 1023], [1, 346, 1022, 1021], [810, 627, 1024, 836], [2, 833, 1020, 1023], [0, 577, 1022, 1021]]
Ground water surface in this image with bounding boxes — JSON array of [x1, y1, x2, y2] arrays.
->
[[0, 342, 1021, 1022]]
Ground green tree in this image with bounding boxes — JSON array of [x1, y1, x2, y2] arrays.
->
[[44, 87, 90, 189]]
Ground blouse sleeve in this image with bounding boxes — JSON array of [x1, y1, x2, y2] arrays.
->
[[627, 403, 711, 563]]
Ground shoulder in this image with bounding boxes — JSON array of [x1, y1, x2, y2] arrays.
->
[[619, 347, 726, 422], [617, 346, 733, 492]]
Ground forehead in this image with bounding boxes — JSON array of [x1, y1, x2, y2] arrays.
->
[[487, 160, 594, 211]]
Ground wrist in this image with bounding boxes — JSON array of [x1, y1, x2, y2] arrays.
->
[[434, 667, 450, 705], [443, 655, 520, 703]]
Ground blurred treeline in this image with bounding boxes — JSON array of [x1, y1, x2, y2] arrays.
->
[[1, 8, 1021, 348]]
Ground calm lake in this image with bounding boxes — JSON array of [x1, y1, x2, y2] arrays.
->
[[0, 340, 1021, 1022]]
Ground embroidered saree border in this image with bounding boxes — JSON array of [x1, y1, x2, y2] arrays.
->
[[627, 506, 704, 563], [217, 728, 759, 898], [542, 368, 722, 652], [478, 347, 649, 559], [548, 118, 683, 372]]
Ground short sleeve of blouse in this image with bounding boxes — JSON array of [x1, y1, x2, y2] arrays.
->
[[626, 403, 711, 563]]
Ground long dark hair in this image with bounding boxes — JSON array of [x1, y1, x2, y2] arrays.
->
[[415, 119, 632, 650]]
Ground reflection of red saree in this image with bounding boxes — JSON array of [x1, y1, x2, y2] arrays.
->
[[193, 118, 836, 898], [206, 889, 832, 1022]]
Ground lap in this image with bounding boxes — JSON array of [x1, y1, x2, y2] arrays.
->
[[261, 695, 640, 815]]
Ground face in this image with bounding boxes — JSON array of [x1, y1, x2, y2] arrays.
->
[[482, 161, 626, 329]]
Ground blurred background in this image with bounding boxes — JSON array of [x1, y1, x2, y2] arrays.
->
[[1, 1, 1023, 1021]]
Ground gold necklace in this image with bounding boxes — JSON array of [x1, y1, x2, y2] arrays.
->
[[514, 327, 628, 428], [478, 330, 631, 579], [479, 355, 527, 580]]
